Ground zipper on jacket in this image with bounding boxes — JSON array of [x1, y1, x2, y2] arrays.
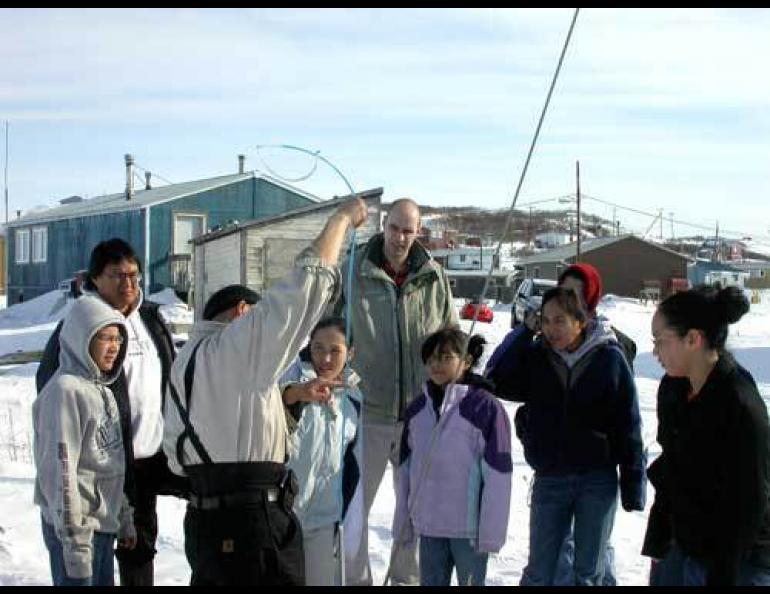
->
[[559, 366, 572, 469], [394, 282, 405, 420]]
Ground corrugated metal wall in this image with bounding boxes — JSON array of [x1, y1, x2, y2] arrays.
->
[[7, 210, 144, 304]]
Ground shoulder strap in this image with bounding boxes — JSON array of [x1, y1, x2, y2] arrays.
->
[[166, 341, 212, 466]]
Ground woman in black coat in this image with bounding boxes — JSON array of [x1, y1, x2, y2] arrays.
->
[[643, 285, 770, 586]]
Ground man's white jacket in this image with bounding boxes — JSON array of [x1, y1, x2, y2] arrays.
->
[[163, 248, 340, 474]]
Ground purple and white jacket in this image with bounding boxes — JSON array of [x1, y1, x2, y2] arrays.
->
[[393, 375, 513, 553]]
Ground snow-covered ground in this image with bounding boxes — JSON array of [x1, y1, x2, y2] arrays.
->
[[1, 290, 769, 585]]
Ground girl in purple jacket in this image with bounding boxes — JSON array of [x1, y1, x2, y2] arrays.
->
[[394, 328, 513, 586]]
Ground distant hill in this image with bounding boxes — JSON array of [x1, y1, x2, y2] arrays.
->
[[384, 203, 616, 243]]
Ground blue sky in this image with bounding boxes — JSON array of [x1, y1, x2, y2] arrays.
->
[[1, 8, 769, 239]]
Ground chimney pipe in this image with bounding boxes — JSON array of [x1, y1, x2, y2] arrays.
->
[[238, 154, 245, 174], [125, 154, 134, 200], [145, 171, 152, 190]]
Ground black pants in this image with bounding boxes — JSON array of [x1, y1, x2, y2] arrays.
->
[[183, 462, 305, 586], [116, 449, 191, 586]]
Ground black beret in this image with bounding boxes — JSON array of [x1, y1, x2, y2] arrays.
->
[[203, 285, 261, 321]]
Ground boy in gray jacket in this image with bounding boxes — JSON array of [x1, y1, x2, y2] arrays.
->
[[34, 295, 136, 586]]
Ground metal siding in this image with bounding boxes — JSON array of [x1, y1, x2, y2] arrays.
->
[[255, 178, 316, 217], [8, 211, 144, 303]]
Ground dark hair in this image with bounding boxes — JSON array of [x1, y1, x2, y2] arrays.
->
[[541, 286, 589, 324], [421, 327, 486, 368], [85, 238, 141, 290], [300, 317, 351, 361], [658, 285, 749, 351], [310, 316, 352, 345]]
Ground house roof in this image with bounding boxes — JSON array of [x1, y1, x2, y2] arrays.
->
[[690, 259, 744, 273], [192, 187, 384, 245], [516, 234, 693, 266], [7, 171, 324, 227]]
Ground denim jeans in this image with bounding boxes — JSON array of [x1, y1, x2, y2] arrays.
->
[[419, 536, 488, 586], [554, 529, 617, 586], [520, 469, 618, 586], [41, 516, 116, 586], [649, 543, 770, 587]]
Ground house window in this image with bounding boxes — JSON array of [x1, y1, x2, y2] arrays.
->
[[15, 229, 30, 264], [32, 226, 48, 263], [459, 255, 467, 263]]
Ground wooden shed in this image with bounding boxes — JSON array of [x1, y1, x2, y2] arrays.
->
[[192, 189, 382, 317]]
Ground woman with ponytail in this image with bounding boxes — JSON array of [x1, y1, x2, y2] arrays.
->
[[644, 285, 770, 586]]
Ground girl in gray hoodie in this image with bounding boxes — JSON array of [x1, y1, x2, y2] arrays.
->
[[33, 295, 136, 586]]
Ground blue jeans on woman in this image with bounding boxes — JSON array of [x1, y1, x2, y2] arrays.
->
[[41, 516, 116, 586], [649, 543, 770, 587], [419, 536, 489, 586], [520, 469, 618, 586], [554, 530, 617, 586]]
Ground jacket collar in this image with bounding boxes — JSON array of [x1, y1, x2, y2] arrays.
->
[[81, 286, 144, 318], [361, 233, 433, 280]]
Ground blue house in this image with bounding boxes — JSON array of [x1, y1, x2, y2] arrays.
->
[[5, 158, 321, 304], [688, 258, 749, 288]]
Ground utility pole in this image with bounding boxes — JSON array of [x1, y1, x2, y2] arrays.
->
[[670, 212, 674, 240], [576, 160, 581, 261], [612, 207, 617, 237], [528, 206, 533, 247], [4, 121, 8, 225], [715, 220, 720, 262]]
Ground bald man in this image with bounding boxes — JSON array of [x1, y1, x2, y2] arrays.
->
[[338, 198, 458, 585]]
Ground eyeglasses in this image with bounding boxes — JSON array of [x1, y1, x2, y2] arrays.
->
[[103, 271, 142, 284], [94, 333, 125, 345]]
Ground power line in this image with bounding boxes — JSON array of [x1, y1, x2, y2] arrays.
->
[[133, 161, 174, 185], [518, 189, 770, 242], [579, 192, 770, 241]]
